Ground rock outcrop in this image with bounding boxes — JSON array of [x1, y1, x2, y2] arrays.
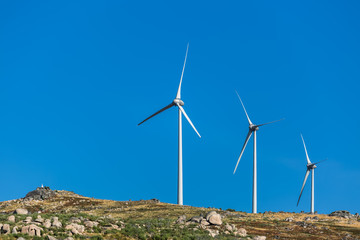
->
[[24, 186, 56, 201], [329, 210, 357, 219]]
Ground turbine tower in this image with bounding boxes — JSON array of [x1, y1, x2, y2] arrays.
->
[[297, 134, 326, 214], [138, 44, 201, 205], [233, 91, 283, 213]]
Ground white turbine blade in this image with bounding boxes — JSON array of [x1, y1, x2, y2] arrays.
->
[[300, 134, 311, 164], [255, 118, 285, 128], [233, 130, 253, 174], [297, 170, 310, 206], [138, 102, 175, 125], [235, 91, 252, 125], [176, 43, 189, 99], [176, 103, 201, 138]]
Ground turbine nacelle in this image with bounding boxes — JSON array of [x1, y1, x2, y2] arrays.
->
[[307, 164, 317, 170], [249, 124, 259, 131], [173, 98, 184, 106]]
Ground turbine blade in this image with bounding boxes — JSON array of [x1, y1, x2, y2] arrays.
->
[[300, 134, 311, 164], [233, 130, 253, 174], [297, 170, 310, 206], [235, 91, 252, 125], [313, 158, 328, 165], [176, 103, 201, 138], [255, 118, 285, 128], [138, 102, 175, 125], [176, 43, 189, 99]]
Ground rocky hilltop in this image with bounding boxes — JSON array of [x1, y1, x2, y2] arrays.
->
[[0, 187, 359, 239]]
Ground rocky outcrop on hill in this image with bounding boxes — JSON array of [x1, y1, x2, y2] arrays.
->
[[24, 186, 56, 201], [329, 210, 359, 220]]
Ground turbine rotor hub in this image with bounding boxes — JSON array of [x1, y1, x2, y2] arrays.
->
[[173, 98, 184, 106], [307, 164, 317, 170], [249, 124, 259, 131]]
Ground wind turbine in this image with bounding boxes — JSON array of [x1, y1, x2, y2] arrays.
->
[[297, 134, 326, 214], [233, 91, 283, 213], [138, 44, 201, 205]]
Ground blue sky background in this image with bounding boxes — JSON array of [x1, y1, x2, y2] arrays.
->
[[0, 1, 359, 214]]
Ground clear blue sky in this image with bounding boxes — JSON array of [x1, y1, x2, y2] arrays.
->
[[0, 1, 359, 214]]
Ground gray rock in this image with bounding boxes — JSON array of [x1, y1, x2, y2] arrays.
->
[[175, 215, 187, 224], [1, 224, 11, 234], [69, 217, 81, 223], [14, 208, 28, 215], [65, 223, 85, 234], [21, 224, 43, 236], [17, 238, 26, 240], [225, 223, 233, 232], [84, 221, 98, 228], [253, 236, 266, 240], [199, 219, 209, 227], [329, 210, 356, 219], [64, 238, 74, 240], [44, 219, 51, 228], [52, 217, 62, 228], [285, 217, 294, 222], [205, 211, 217, 221], [12, 226, 18, 234], [24, 216, 32, 223], [207, 212, 222, 225], [206, 229, 219, 237], [8, 215, 15, 222], [47, 236, 58, 240], [189, 216, 203, 223], [24, 186, 55, 201], [35, 215, 44, 223], [304, 217, 311, 221], [235, 228, 247, 237]]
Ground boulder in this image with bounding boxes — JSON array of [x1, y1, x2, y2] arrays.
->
[[44, 219, 51, 228], [200, 219, 210, 226], [253, 236, 266, 240], [175, 215, 187, 224], [285, 217, 294, 222], [14, 208, 28, 215], [205, 211, 217, 221], [17, 238, 26, 240], [225, 223, 233, 232], [12, 226, 18, 234], [84, 221, 98, 228], [52, 217, 62, 228], [235, 228, 247, 237], [24, 216, 32, 223], [21, 224, 43, 236], [189, 216, 203, 223], [8, 215, 15, 222], [65, 223, 85, 235], [47, 236, 58, 240], [1, 224, 11, 234], [35, 215, 44, 223], [206, 211, 222, 225], [64, 238, 74, 240], [206, 229, 219, 237], [24, 186, 55, 201]]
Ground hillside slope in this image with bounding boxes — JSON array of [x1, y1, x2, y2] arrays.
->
[[0, 187, 359, 239]]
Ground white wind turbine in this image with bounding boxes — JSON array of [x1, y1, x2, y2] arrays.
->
[[297, 134, 326, 214], [233, 91, 283, 213], [138, 44, 201, 205]]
